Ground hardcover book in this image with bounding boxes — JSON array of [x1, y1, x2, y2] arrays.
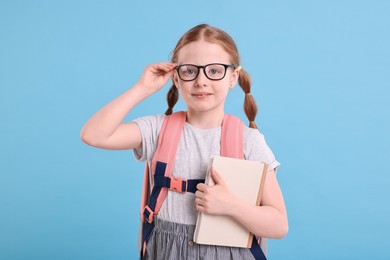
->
[[193, 155, 267, 248]]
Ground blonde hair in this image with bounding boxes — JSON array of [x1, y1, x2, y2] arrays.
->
[[166, 24, 258, 129]]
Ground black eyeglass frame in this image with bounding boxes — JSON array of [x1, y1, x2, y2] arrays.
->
[[175, 63, 236, 82]]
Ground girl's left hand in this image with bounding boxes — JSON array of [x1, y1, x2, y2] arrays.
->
[[195, 168, 237, 216]]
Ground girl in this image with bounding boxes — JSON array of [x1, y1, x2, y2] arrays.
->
[[81, 24, 288, 259]]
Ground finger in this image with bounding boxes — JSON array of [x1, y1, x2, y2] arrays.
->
[[165, 62, 177, 68], [166, 63, 177, 72], [211, 167, 225, 185], [159, 63, 174, 70], [196, 183, 207, 191], [157, 62, 177, 71], [149, 63, 173, 74], [195, 190, 204, 199], [195, 198, 204, 206], [196, 204, 205, 212], [161, 71, 173, 83], [153, 64, 172, 73]]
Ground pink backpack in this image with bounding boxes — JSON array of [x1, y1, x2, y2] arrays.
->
[[139, 111, 266, 260]]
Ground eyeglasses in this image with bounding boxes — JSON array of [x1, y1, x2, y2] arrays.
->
[[175, 63, 236, 82]]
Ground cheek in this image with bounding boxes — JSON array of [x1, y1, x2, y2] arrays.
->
[[228, 73, 238, 87], [177, 83, 191, 99], [219, 79, 234, 91], [178, 82, 192, 91], [213, 84, 230, 98]]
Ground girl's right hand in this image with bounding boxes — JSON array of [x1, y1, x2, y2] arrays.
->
[[81, 62, 177, 151], [136, 62, 177, 95]]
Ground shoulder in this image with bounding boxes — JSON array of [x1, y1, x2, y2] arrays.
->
[[243, 125, 280, 170], [131, 114, 167, 162], [243, 125, 264, 143]]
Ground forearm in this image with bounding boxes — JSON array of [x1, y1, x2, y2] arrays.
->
[[196, 169, 288, 239], [80, 83, 148, 142], [229, 198, 288, 239]]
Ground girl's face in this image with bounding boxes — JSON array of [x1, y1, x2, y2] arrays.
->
[[173, 40, 239, 116]]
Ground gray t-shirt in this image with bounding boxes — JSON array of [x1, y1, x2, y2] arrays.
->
[[133, 114, 280, 225]]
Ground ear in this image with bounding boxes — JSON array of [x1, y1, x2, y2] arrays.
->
[[172, 71, 180, 89], [229, 68, 239, 88]]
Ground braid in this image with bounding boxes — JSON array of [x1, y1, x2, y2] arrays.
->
[[238, 68, 258, 129], [165, 84, 179, 115]]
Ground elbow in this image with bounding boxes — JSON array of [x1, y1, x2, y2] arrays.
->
[[274, 209, 289, 239], [80, 132, 90, 145], [276, 222, 289, 239], [80, 127, 97, 146], [260, 219, 288, 239], [80, 131, 91, 146], [80, 127, 111, 148], [274, 219, 289, 239]]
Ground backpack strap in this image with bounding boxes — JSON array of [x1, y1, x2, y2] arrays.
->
[[221, 114, 244, 159], [222, 115, 267, 260], [150, 111, 187, 214], [140, 112, 187, 258]]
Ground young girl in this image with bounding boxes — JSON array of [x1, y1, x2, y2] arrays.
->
[[81, 24, 288, 259]]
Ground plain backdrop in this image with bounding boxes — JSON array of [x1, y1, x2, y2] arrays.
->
[[1, 1, 389, 259]]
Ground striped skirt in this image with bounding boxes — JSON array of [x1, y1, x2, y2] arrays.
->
[[144, 217, 257, 260]]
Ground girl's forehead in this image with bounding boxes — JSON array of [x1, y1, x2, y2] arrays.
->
[[177, 40, 231, 64]]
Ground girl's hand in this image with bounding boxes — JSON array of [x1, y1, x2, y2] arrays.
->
[[136, 62, 177, 95], [195, 168, 238, 216]]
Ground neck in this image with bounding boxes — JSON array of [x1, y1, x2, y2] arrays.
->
[[186, 109, 225, 129]]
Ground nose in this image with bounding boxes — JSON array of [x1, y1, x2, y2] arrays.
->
[[194, 68, 208, 87]]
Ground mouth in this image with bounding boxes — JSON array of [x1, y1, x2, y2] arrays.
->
[[191, 93, 213, 98]]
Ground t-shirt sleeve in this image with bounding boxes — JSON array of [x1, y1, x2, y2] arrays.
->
[[244, 126, 281, 173], [131, 114, 166, 162]]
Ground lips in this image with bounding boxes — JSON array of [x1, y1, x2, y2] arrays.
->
[[192, 92, 213, 97]]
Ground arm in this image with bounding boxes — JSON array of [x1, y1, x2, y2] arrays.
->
[[80, 62, 176, 150], [195, 168, 288, 239]]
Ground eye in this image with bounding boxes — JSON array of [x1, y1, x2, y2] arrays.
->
[[207, 65, 224, 75], [209, 69, 218, 75], [186, 69, 196, 75], [180, 66, 197, 75]]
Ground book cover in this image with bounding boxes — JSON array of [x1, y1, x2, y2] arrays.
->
[[193, 155, 267, 248]]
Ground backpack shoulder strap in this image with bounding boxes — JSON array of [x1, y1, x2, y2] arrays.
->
[[140, 112, 187, 258], [139, 111, 186, 222], [221, 114, 244, 159], [152, 111, 186, 174], [151, 111, 186, 213], [221, 115, 267, 260]]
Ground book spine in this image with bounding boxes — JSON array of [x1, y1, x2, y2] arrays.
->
[[256, 163, 268, 206]]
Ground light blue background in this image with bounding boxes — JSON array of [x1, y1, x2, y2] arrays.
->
[[1, 1, 389, 259]]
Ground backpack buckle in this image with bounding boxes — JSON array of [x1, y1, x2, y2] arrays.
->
[[170, 177, 187, 192], [143, 205, 154, 223]]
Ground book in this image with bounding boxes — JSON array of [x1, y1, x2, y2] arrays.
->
[[193, 155, 267, 248]]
